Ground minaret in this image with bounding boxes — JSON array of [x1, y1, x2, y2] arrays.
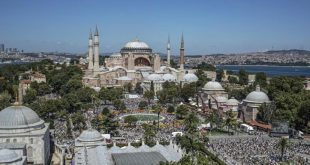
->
[[179, 33, 184, 70], [88, 30, 94, 70], [167, 35, 171, 67], [93, 26, 100, 72]]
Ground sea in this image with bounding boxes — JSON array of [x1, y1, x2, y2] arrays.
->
[[216, 65, 310, 77]]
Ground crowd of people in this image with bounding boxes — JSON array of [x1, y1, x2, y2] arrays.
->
[[209, 136, 310, 165]]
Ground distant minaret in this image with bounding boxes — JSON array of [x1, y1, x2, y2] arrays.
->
[[179, 33, 184, 70], [93, 26, 100, 72], [167, 35, 171, 67], [88, 30, 94, 70]]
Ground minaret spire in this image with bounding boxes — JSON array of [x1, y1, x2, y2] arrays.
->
[[88, 29, 94, 70], [93, 25, 100, 74], [167, 35, 171, 67], [179, 33, 184, 70]]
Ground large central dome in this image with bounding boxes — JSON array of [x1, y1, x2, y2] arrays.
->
[[121, 39, 152, 53], [0, 105, 44, 129], [124, 40, 150, 49]]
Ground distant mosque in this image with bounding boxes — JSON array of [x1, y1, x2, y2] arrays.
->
[[82, 26, 198, 94]]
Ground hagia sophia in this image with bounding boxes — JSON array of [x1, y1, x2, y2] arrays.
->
[[82, 27, 198, 95]]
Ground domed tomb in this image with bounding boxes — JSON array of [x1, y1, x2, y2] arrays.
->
[[147, 73, 163, 81], [226, 97, 239, 106], [203, 79, 224, 91], [244, 85, 270, 103], [183, 73, 198, 82], [0, 105, 44, 130], [162, 73, 176, 82], [0, 149, 22, 163], [77, 129, 104, 142]]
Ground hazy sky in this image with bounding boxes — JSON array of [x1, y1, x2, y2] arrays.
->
[[0, 0, 309, 54]]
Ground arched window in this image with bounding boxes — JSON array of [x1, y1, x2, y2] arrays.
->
[[134, 57, 150, 66], [13, 139, 17, 143], [6, 139, 10, 143]]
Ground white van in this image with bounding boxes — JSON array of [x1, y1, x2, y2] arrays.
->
[[240, 124, 254, 134]]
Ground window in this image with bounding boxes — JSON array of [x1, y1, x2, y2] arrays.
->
[[30, 138, 33, 144], [13, 139, 17, 143], [6, 139, 10, 143]]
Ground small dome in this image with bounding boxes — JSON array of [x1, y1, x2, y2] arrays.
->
[[203, 79, 224, 91], [226, 97, 239, 106], [0, 106, 44, 129], [0, 149, 21, 163], [162, 73, 176, 82], [183, 73, 198, 82], [215, 96, 228, 103], [110, 53, 122, 57], [245, 85, 270, 103], [78, 129, 104, 142], [147, 74, 162, 81], [123, 40, 150, 49]]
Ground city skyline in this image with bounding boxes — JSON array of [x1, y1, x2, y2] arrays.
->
[[1, 0, 310, 54]]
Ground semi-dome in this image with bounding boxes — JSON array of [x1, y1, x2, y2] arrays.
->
[[203, 79, 224, 91], [110, 53, 122, 58], [0, 149, 21, 163], [226, 97, 239, 106], [147, 73, 162, 81], [244, 86, 270, 103], [0, 105, 44, 129], [77, 129, 104, 142], [215, 96, 228, 103], [162, 73, 176, 82], [183, 73, 198, 82]]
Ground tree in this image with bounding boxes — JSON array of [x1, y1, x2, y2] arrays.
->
[[275, 137, 289, 161], [142, 123, 157, 146], [238, 69, 248, 85], [138, 101, 148, 109], [256, 102, 276, 124], [134, 82, 143, 94], [113, 99, 126, 111], [176, 105, 188, 119], [228, 76, 238, 84], [124, 115, 138, 126], [123, 83, 132, 93], [153, 104, 162, 131], [23, 88, 37, 104], [255, 72, 267, 87], [295, 101, 310, 133], [143, 91, 154, 104], [102, 107, 110, 116], [225, 110, 237, 132], [167, 106, 175, 113], [184, 112, 200, 138], [0, 91, 11, 109], [216, 69, 224, 82], [180, 83, 196, 102]]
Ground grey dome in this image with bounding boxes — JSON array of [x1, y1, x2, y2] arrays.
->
[[147, 74, 162, 81], [245, 86, 270, 103], [162, 73, 176, 82], [0, 149, 21, 163], [183, 73, 198, 82], [110, 53, 122, 58], [78, 129, 104, 142], [124, 40, 150, 49], [226, 97, 239, 106], [203, 80, 224, 91], [0, 106, 44, 129]]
